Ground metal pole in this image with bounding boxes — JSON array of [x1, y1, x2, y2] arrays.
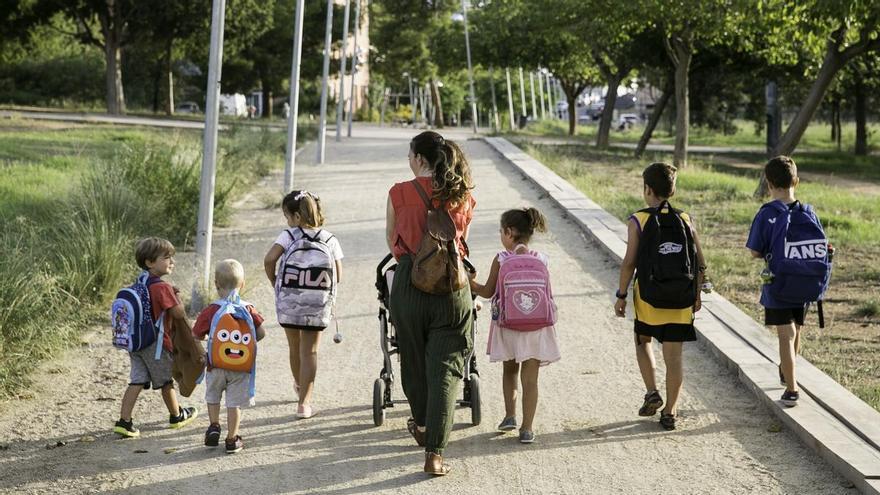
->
[[408, 74, 415, 124], [193, 0, 226, 309], [283, 0, 305, 193], [537, 69, 546, 119], [316, 0, 333, 163], [461, 0, 478, 133], [346, 0, 360, 137], [545, 72, 554, 118], [489, 66, 499, 132], [379, 86, 388, 127], [335, 0, 351, 142], [529, 71, 537, 120], [518, 67, 527, 119], [505, 68, 515, 131]]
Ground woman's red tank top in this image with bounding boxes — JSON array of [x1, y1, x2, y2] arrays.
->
[[389, 176, 475, 260]]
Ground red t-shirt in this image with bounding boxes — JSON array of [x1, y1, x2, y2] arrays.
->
[[192, 303, 265, 340], [147, 278, 181, 352], [389, 177, 476, 260]]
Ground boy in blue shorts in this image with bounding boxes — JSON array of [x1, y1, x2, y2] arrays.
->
[[746, 156, 828, 408], [113, 237, 198, 437]]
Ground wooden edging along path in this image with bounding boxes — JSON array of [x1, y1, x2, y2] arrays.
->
[[483, 136, 880, 495]]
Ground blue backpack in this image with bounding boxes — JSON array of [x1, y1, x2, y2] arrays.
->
[[763, 201, 831, 305], [110, 272, 165, 360]]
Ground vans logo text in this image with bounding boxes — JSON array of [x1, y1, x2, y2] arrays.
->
[[658, 242, 683, 255], [784, 240, 827, 260]]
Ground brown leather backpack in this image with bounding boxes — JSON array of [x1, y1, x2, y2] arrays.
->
[[410, 180, 468, 295]]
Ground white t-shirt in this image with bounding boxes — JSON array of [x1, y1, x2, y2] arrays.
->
[[274, 227, 344, 261]]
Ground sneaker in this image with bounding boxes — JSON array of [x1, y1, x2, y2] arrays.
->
[[497, 416, 518, 432], [659, 412, 676, 431], [169, 406, 198, 429], [781, 390, 799, 407], [113, 418, 140, 438], [296, 404, 315, 419], [519, 430, 535, 444], [225, 435, 243, 454], [204, 423, 221, 447], [638, 390, 664, 417]]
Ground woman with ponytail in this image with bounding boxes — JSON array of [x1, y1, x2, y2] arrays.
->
[[470, 207, 561, 444], [385, 131, 476, 475]]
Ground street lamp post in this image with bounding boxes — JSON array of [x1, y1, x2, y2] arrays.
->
[[460, 0, 478, 133], [346, 0, 361, 137], [283, 0, 305, 193], [316, 0, 333, 164], [335, 0, 351, 142]]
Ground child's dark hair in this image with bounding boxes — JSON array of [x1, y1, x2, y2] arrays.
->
[[410, 131, 473, 205], [643, 162, 677, 198], [501, 207, 548, 243], [764, 155, 798, 188], [135, 237, 175, 270], [282, 190, 324, 228]]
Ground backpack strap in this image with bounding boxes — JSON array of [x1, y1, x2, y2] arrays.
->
[[411, 179, 435, 211], [137, 271, 167, 361]]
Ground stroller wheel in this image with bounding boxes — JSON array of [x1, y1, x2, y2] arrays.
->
[[372, 378, 386, 426], [468, 373, 481, 426]]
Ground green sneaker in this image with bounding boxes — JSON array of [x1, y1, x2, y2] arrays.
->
[[169, 406, 198, 429], [113, 418, 140, 438]]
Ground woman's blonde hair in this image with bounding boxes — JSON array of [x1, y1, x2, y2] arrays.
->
[[410, 131, 473, 206], [282, 190, 324, 228]]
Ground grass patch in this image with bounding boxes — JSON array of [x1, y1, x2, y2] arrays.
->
[[515, 140, 880, 411], [0, 119, 304, 398]]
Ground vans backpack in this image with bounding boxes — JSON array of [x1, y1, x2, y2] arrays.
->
[[410, 180, 469, 295], [493, 249, 557, 331], [762, 201, 831, 305], [110, 272, 165, 359], [636, 201, 699, 309], [275, 227, 336, 328]]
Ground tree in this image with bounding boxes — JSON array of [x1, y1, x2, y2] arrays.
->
[[647, 0, 747, 167], [752, 1, 880, 195], [566, 0, 645, 148]]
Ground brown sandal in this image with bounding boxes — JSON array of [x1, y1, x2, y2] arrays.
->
[[424, 452, 451, 476], [407, 418, 425, 447]]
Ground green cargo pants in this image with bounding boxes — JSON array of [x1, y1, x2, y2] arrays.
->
[[390, 255, 473, 455]]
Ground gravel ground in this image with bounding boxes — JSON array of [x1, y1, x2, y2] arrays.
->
[[0, 126, 854, 494]]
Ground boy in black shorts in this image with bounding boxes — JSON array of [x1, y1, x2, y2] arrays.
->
[[746, 156, 823, 408]]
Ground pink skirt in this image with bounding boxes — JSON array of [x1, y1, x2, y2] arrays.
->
[[486, 321, 561, 366]]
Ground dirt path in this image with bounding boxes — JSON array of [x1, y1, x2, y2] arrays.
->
[[0, 126, 853, 494]]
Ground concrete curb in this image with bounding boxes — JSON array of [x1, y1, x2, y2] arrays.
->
[[483, 136, 880, 494]]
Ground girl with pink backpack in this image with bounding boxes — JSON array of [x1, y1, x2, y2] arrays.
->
[[470, 207, 561, 444]]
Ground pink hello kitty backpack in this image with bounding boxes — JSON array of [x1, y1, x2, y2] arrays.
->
[[493, 249, 557, 331]]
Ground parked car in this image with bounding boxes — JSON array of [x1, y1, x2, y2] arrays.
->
[[618, 113, 640, 130], [175, 101, 200, 114]]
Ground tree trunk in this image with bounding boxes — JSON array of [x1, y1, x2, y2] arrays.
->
[[596, 72, 623, 148], [104, 36, 125, 114], [854, 75, 867, 155], [100, 1, 125, 115], [567, 91, 577, 135], [672, 38, 691, 168], [164, 39, 174, 115], [635, 77, 673, 158], [430, 78, 444, 128], [830, 97, 838, 142], [505, 68, 515, 131]]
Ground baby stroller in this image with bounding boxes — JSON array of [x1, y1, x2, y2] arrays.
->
[[372, 253, 482, 427]]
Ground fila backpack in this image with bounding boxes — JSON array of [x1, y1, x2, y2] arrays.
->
[[762, 201, 831, 305], [110, 272, 165, 359], [274, 228, 336, 328], [635, 201, 699, 309], [493, 249, 557, 331]]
